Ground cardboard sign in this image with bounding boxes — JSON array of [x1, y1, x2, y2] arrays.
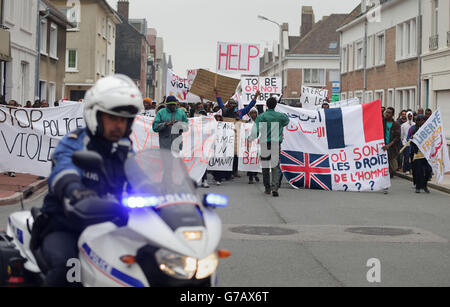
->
[[412, 109, 450, 183], [217, 42, 260, 75], [189, 69, 240, 102], [241, 77, 282, 105], [300, 86, 329, 109]]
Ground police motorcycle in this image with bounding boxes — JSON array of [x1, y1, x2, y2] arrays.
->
[[0, 149, 230, 287]]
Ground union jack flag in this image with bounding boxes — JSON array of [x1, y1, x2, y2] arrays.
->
[[280, 151, 332, 191]]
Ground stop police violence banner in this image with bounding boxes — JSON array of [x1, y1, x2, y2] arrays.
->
[[276, 100, 391, 192]]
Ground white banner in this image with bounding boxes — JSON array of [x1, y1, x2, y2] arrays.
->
[[238, 123, 262, 173], [412, 109, 450, 183], [276, 100, 391, 192], [325, 97, 360, 109], [300, 86, 329, 109], [166, 69, 201, 103], [207, 121, 235, 171], [241, 77, 282, 105], [217, 42, 260, 75], [0, 104, 217, 182]]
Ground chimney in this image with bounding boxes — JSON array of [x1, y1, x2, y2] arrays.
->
[[300, 6, 314, 38], [117, 0, 129, 22]]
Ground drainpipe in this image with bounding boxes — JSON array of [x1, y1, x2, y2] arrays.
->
[[417, 0, 422, 109], [35, 1, 50, 100]]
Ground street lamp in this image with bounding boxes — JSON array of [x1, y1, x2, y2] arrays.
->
[[258, 15, 283, 82]]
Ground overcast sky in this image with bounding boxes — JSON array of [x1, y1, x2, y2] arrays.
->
[[106, 0, 360, 77]]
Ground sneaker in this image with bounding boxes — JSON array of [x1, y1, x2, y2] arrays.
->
[[264, 189, 271, 195], [415, 188, 421, 193], [201, 181, 210, 188], [405, 171, 410, 175], [272, 191, 279, 197], [424, 187, 430, 194], [216, 181, 221, 186]]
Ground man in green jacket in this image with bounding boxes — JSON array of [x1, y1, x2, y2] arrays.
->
[[153, 96, 189, 150], [250, 97, 290, 197]]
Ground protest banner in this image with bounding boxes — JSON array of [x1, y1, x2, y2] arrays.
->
[[217, 42, 260, 75], [313, 97, 360, 109], [0, 103, 85, 177], [238, 123, 261, 173], [300, 86, 329, 109], [276, 100, 391, 192], [166, 69, 201, 103], [241, 77, 282, 105], [207, 121, 235, 171], [190, 69, 240, 102], [412, 109, 450, 183]]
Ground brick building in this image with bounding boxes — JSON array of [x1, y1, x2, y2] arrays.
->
[[338, 0, 421, 113], [260, 7, 346, 105]]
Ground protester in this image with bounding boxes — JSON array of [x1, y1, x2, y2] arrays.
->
[[417, 107, 424, 115], [400, 111, 414, 174], [54, 101, 59, 107], [322, 102, 330, 109], [25, 101, 32, 108], [250, 97, 289, 197], [41, 100, 49, 108], [425, 108, 433, 121], [143, 97, 152, 110], [410, 115, 432, 193], [382, 107, 401, 194], [246, 107, 260, 184], [396, 110, 407, 125], [212, 113, 227, 185], [32, 100, 41, 108], [152, 96, 188, 150]]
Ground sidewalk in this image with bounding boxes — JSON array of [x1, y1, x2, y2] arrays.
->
[[395, 171, 450, 194], [0, 173, 48, 206]]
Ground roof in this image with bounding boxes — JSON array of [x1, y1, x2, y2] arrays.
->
[[288, 14, 348, 55], [338, 0, 392, 29], [40, 0, 74, 28]]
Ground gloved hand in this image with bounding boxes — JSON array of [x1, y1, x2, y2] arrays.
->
[[69, 188, 98, 205]]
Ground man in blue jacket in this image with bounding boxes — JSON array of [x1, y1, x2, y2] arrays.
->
[[214, 88, 260, 120], [40, 75, 143, 286]]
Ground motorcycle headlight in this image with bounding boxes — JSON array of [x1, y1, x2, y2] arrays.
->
[[155, 249, 197, 280], [196, 253, 218, 280]]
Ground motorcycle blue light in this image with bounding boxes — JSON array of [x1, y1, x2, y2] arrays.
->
[[123, 196, 159, 208], [204, 194, 228, 208]]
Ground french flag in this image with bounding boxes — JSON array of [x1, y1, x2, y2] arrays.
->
[[324, 99, 384, 149]]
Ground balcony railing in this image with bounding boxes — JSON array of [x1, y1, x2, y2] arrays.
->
[[429, 35, 439, 51], [447, 31, 450, 47]]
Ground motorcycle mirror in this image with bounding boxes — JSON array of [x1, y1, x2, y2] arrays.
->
[[72, 150, 105, 171]]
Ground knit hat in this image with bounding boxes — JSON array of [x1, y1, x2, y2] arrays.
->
[[144, 97, 153, 105], [166, 96, 178, 105]]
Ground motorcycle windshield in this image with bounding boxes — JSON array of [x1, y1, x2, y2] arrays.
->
[[124, 149, 204, 230]]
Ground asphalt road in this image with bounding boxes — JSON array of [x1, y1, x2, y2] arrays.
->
[[1, 175, 449, 287]]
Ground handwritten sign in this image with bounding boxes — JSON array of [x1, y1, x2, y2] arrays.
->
[[238, 123, 262, 172], [207, 121, 235, 171], [241, 77, 282, 105], [300, 86, 329, 109], [217, 42, 260, 75], [412, 109, 450, 183]]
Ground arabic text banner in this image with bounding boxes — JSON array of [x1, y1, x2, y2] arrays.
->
[[276, 100, 391, 192], [412, 109, 450, 183]]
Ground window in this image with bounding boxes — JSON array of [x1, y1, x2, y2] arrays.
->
[[329, 42, 338, 50], [97, 52, 100, 74], [49, 23, 58, 58], [341, 92, 347, 101], [395, 88, 416, 111], [367, 36, 374, 68], [433, 0, 439, 35], [355, 91, 363, 102], [48, 83, 56, 105], [21, 0, 32, 31], [328, 70, 340, 82], [342, 47, 348, 73], [66, 49, 77, 71], [66, 5, 80, 30], [397, 19, 417, 60], [348, 91, 353, 98], [303, 69, 325, 86], [349, 43, 354, 71], [375, 90, 385, 106], [5, 0, 15, 25], [40, 20, 48, 54], [388, 89, 395, 108], [103, 17, 107, 38], [20, 62, 29, 104], [356, 40, 364, 69], [98, 16, 102, 34], [365, 91, 374, 103], [375, 33, 385, 65], [39, 80, 47, 102]]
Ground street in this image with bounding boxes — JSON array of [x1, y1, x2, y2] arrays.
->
[[1, 176, 449, 287]]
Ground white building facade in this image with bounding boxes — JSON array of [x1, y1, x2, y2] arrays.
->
[[3, 0, 38, 104], [421, 0, 450, 139]]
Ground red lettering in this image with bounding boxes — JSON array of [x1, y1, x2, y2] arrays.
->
[[247, 45, 260, 71], [228, 44, 239, 70], [218, 44, 228, 70]]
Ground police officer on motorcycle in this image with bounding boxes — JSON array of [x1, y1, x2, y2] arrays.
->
[[39, 75, 143, 286]]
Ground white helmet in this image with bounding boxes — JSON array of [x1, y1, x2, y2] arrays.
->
[[84, 74, 143, 137]]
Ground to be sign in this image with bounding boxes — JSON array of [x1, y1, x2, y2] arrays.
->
[[217, 42, 260, 75], [241, 77, 282, 105]]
